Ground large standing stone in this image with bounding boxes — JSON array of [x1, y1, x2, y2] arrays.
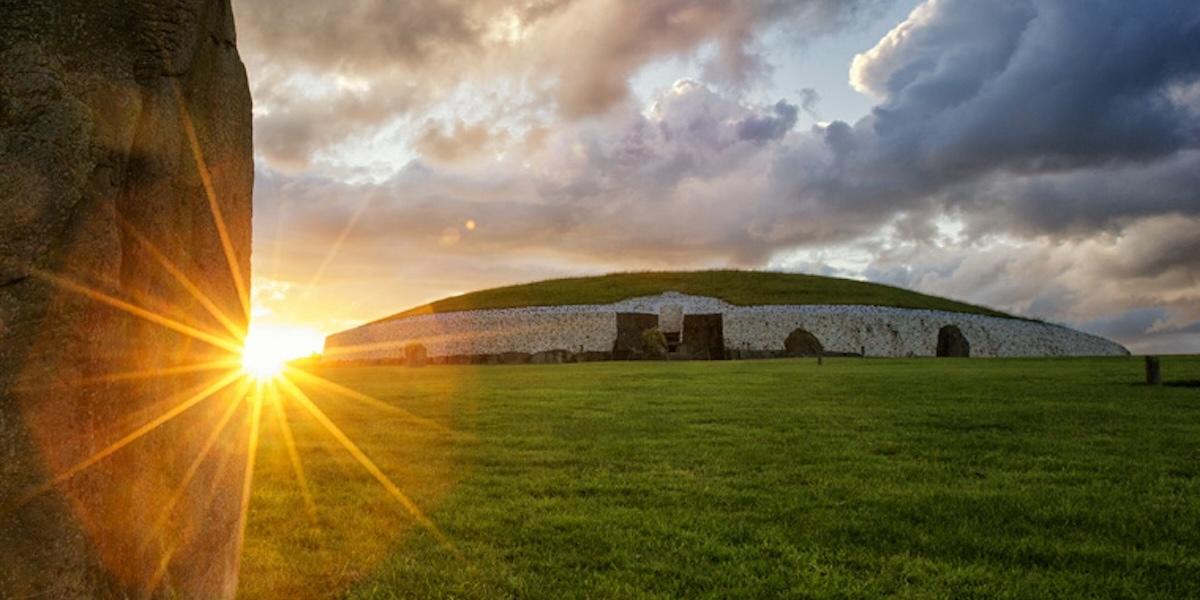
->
[[0, 2, 253, 598]]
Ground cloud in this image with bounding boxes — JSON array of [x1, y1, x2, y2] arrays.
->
[[235, 0, 885, 170], [796, 88, 821, 121], [843, 0, 1200, 181], [235, 0, 481, 74], [414, 119, 505, 164], [854, 213, 1200, 352], [250, 80, 416, 171], [254, 82, 798, 271], [736, 100, 800, 142], [244, 0, 1200, 353], [756, 0, 1200, 248], [525, 0, 887, 116]]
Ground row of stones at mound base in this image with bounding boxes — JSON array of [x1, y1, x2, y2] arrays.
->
[[323, 292, 1129, 365]]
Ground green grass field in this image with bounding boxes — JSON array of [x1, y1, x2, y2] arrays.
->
[[241, 357, 1200, 599], [381, 270, 1014, 321]]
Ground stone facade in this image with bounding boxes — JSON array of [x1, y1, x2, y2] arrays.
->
[[325, 292, 1129, 362]]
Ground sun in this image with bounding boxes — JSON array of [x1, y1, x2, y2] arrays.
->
[[240, 325, 325, 381], [241, 345, 285, 380]]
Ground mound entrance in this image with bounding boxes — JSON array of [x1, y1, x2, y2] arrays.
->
[[937, 325, 971, 357], [784, 328, 824, 357]]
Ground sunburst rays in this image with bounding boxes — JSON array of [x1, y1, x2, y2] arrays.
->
[[29, 268, 244, 355], [301, 194, 374, 299], [266, 382, 317, 522], [5, 57, 461, 597], [275, 375, 458, 554], [13, 259, 463, 592], [117, 216, 248, 341], [231, 381, 266, 588], [171, 82, 251, 325]]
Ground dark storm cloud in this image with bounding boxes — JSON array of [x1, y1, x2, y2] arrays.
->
[[961, 151, 1200, 239], [785, 0, 1200, 228], [853, 0, 1200, 169], [728, 0, 1200, 296]]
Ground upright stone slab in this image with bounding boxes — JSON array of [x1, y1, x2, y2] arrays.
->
[[613, 313, 658, 360], [682, 314, 725, 360], [0, 2, 253, 597]]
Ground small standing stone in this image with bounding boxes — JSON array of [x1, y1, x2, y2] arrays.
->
[[1145, 356, 1161, 385]]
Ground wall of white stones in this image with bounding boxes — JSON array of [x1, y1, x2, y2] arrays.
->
[[324, 292, 1128, 361]]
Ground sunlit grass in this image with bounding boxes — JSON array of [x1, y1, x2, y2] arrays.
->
[[238, 367, 464, 598], [240, 356, 1200, 598]]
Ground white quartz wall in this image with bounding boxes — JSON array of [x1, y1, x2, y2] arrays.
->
[[324, 309, 617, 360], [723, 305, 1127, 357], [324, 292, 1128, 361]]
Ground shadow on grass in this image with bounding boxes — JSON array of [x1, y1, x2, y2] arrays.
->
[[1165, 380, 1200, 389]]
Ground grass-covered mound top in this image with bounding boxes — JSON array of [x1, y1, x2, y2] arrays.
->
[[379, 270, 1014, 322]]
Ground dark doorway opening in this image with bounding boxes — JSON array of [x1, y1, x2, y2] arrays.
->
[[936, 325, 970, 357], [784, 328, 824, 357]]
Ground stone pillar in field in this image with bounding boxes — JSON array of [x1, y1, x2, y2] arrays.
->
[[0, 1, 253, 598], [1145, 356, 1162, 385]]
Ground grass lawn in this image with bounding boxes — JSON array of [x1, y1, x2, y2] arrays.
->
[[240, 356, 1200, 598], [381, 270, 1014, 321]]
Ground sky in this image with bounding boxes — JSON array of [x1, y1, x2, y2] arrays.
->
[[233, 0, 1200, 355]]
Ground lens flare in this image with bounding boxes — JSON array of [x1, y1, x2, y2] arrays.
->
[[240, 325, 323, 380]]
